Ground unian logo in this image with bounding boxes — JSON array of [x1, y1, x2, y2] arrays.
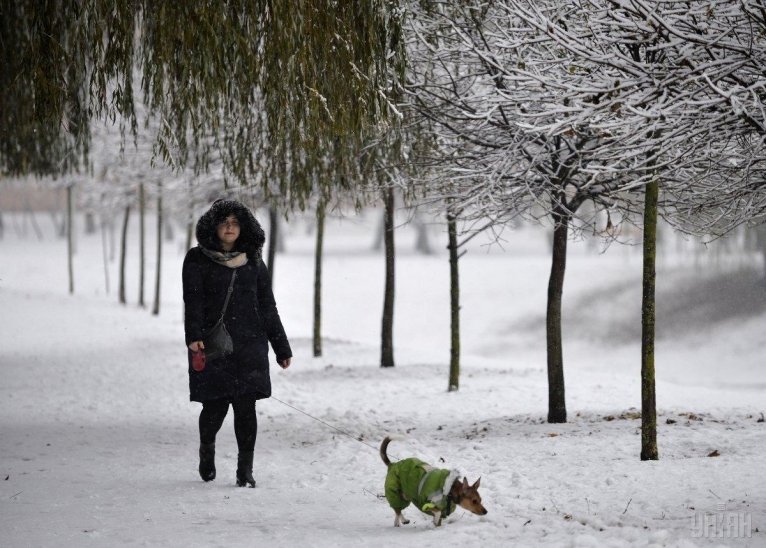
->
[[690, 503, 752, 539]]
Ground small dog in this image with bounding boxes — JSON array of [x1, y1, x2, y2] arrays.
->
[[380, 436, 487, 527]]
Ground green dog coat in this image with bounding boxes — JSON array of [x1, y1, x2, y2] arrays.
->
[[384, 458, 460, 518]]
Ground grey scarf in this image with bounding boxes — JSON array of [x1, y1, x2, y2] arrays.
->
[[200, 246, 249, 268]]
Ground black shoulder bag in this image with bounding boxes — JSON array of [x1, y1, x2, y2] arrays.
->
[[203, 270, 237, 361]]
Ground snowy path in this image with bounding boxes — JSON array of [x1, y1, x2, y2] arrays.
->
[[1, 213, 765, 547]]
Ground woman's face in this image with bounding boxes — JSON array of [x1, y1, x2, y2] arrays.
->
[[216, 214, 241, 250]]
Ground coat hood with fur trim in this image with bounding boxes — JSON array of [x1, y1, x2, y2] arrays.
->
[[195, 200, 265, 258]]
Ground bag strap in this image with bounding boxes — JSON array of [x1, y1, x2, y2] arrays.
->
[[215, 270, 237, 325]]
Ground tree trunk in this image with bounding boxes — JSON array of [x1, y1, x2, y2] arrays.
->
[[313, 200, 325, 357], [641, 179, 659, 461], [119, 205, 131, 304], [100, 216, 110, 295], [67, 184, 74, 294], [52, 206, 66, 238], [267, 206, 279, 282], [164, 219, 174, 241], [756, 224, 766, 282], [108, 217, 116, 261], [447, 211, 460, 391], [372, 210, 385, 251], [152, 184, 162, 316], [85, 212, 96, 234], [139, 183, 146, 307], [414, 212, 432, 255], [24, 202, 44, 240], [546, 210, 569, 423], [381, 188, 396, 368]]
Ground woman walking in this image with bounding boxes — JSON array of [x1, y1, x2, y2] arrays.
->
[[183, 199, 292, 487]]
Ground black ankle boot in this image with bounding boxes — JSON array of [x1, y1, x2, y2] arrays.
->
[[199, 443, 216, 482], [236, 451, 255, 487]]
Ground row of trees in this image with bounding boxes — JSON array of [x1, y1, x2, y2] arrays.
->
[[4, 1, 766, 460], [396, 1, 766, 459]]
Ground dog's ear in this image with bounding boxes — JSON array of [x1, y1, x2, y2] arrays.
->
[[462, 477, 469, 489], [472, 477, 481, 489]]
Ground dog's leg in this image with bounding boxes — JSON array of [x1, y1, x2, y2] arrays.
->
[[394, 511, 410, 527], [432, 510, 443, 527]]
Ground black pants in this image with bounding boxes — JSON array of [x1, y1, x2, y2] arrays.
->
[[199, 396, 257, 453]]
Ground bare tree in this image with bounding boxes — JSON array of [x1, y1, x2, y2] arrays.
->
[[152, 182, 163, 316], [381, 187, 397, 368], [446, 204, 461, 392], [66, 183, 75, 295], [508, 0, 766, 458], [403, 3, 645, 420], [313, 199, 326, 357], [119, 203, 131, 305], [402, 1, 766, 431]]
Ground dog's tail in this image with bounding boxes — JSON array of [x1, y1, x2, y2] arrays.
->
[[380, 436, 393, 466]]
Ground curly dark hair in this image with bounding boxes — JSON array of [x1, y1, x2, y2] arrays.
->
[[195, 199, 265, 259]]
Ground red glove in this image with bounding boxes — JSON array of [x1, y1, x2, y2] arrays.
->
[[191, 350, 206, 372]]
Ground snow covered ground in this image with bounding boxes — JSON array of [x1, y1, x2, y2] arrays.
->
[[1, 208, 764, 547]]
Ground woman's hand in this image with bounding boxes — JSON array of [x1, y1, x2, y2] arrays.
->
[[188, 341, 205, 352], [279, 358, 292, 369]]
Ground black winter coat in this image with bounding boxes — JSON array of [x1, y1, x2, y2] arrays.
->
[[182, 246, 292, 402]]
